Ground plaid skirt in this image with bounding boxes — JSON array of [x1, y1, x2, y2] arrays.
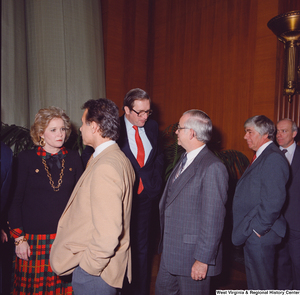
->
[[11, 233, 73, 295]]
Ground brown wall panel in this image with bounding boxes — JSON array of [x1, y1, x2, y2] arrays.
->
[[151, 0, 278, 159], [101, 0, 151, 110], [101, 0, 284, 159]]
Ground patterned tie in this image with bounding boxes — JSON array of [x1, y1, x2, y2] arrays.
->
[[172, 153, 187, 183], [133, 126, 145, 194], [250, 154, 256, 166], [282, 149, 288, 155]]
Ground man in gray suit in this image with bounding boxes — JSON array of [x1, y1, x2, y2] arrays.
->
[[155, 109, 228, 295], [276, 118, 300, 289], [232, 115, 289, 290]]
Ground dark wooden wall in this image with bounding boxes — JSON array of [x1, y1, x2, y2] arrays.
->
[[101, 0, 300, 159]]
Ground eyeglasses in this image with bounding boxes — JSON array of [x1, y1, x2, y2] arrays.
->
[[176, 123, 189, 131], [131, 109, 153, 117]]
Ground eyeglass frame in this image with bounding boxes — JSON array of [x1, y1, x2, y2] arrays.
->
[[176, 123, 189, 131], [131, 108, 153, 117]]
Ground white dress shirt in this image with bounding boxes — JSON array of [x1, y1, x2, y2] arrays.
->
[[93, 140, 116, 158], [253, 140, 273, 163], [124, 116, 152, 164], [181, 144, 206, 173], [279, 141, 296, 165]]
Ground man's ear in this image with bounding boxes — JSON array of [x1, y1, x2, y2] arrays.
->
[[124, 106, 130, 115], [91, 121, 100, 134], [189, 129, 195, 140], [292, 130, 297, 139]]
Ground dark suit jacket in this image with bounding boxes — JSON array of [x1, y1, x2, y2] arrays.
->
[[283, 144, 300, 232], [118, 115, 164, 200], [158, 146, 228, 277], [232, 142, 290, 246], [1, 142, 13, 215]]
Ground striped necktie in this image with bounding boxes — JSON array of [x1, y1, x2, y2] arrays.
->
[[172, 154, 187, 183]]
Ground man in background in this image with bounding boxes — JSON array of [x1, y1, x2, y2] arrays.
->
[[276, 118, 300, 289], [50, 98, 135, 295], [156, 109, 228, 295], [119, 88, 164, 295], [232, 115, 289, 289]]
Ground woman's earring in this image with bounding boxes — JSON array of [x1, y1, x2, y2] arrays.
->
[[39, 137, 45, 147]]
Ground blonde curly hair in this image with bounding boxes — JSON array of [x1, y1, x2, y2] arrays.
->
[[30, 107, 72, 146]]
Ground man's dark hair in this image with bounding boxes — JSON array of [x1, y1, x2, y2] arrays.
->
[[82, 98, 120, 141], [123, 88, 151, 110]]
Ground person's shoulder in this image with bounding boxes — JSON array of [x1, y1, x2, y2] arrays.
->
[[202, 147, 222, 162], [16, 149, 38, 166], [1, 142, 12, 156], [145, 118, 158, 128], [95, 145, 132, 169], [18, 148, 36, 157], [65, 148, 81, 158], [261, 144, 289, 169], [265, 143, 285, 158]]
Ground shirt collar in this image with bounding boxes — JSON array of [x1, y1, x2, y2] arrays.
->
[[279, 141, 296, 154], [124, 115, 145, 134], [186, 144, 206, 162], [256, 140, 272, 158], [93, 140, 115, 158]]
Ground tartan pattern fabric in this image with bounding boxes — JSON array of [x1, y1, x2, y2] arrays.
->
[[36, 146, 68, 159], [11, 233, 73, 295], [10, 227, 24, 239]]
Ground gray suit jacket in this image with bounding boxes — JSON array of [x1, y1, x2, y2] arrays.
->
[[158, 146, 228, 277], [283, 144, 300, 232], [232, 142, 290, 246]]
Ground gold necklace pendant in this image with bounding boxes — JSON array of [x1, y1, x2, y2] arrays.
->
[[42, 158, 65, 192]]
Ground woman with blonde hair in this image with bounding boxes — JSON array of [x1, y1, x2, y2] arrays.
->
[[8, 106, 83, 294]]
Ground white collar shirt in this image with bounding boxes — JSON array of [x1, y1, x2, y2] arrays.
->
[[124, 116, 152, 164]]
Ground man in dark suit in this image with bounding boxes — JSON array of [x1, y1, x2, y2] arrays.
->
[[155, 110, 228, 295], [232, 115, 289, 290], [119, 88, 164, 295], [276, 118, 300, 289]]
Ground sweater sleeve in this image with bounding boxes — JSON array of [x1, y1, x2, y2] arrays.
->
[[8, 151, 30, 231]]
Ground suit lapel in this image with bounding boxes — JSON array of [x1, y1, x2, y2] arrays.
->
[[238, 143, 275, 183], [159, 153, 185, 211], [119, 115, 155, 167], [238, 153, 260, 181], [165, 146, 209, 207], [144, 123, 155, 165], [291, 145, 300, 176], [119, 116, 141, 168]]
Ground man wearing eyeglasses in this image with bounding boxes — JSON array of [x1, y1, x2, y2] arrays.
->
[[155, 110, 228, 295], [119, 88, 164, 295]]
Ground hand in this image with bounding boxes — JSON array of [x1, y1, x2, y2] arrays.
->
[[15, 237, 31, 261], [1, 229, 8, 243], [191, 260, 208, 281]]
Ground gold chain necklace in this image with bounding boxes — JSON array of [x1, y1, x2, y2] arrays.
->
[[42, 158, 65, 192]]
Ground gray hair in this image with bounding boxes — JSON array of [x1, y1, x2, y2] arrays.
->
[[277, 118, 298, 133], [244, 115, 275, 140], [183, 109, 212, 143]]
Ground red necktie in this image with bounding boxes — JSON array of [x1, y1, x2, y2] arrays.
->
[[133, 126, 145, 194], [250, 154, 256, 165]]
